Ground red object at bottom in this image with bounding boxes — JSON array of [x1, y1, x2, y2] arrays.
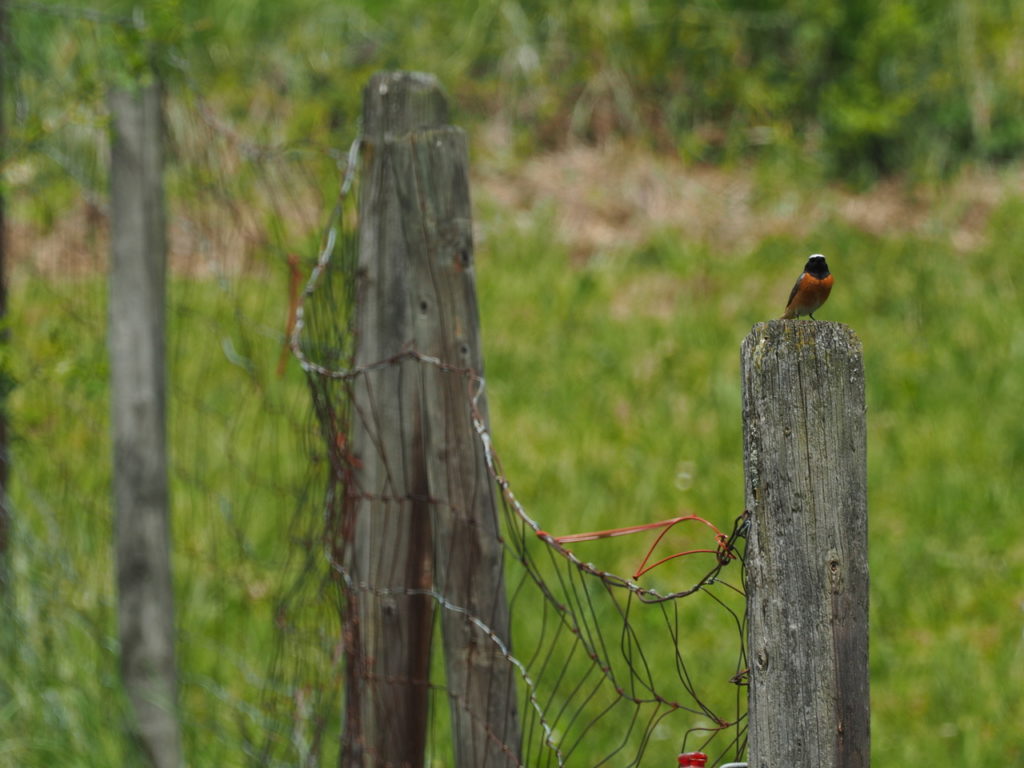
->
[[678, 753, 708, 767]]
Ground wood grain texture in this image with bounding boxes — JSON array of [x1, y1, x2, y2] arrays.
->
[[344, 71, 519, 767], [408, 124, 521, 768], [342, 71, 446, 768], [741, 320, 869, 768], [108, 83, 182, 768]]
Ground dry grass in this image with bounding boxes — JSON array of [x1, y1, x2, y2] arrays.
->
[[12, 125, 1024, 290], [475, 140, 1024, 264]]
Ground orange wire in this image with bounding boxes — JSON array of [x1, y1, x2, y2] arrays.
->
[[547, 514, 730, 580]]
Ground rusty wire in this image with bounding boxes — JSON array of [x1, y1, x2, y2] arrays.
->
[[292, 144, 750, 766]]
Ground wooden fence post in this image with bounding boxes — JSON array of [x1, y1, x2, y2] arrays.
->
[[108, 82, 182, 768], [341, 71, 442, 768], [344, 71, 520, 766], [741, 321, 869, 768], [402, 87, 522, 768]]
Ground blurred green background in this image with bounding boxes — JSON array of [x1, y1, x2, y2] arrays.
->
[[4, 0, 1024, 765]]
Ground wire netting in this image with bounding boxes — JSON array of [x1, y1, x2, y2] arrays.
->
[[5, 5, 749, 765], [291, 133, 750, 765], [6, 6, 345, 763]]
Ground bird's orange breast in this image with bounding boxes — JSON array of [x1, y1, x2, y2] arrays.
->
[[783, 272, 833, 318], [799, 273, 833, 306]]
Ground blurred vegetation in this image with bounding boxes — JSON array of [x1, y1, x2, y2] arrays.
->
[[4, 0, 1024, 766], [9, 0, 1024, 183]]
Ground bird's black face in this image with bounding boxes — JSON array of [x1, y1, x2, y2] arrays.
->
[[804, 254, 830, 278]]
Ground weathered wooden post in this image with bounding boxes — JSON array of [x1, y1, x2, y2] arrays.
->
[[341, 71, 441, 768], [343, 71, 520, 766], [741, 321, 869, 768], [108, 82, 182, 768], [402, 89, 522, 768]]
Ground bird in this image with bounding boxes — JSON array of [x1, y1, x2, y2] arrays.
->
[[781, 253, 833, 320]]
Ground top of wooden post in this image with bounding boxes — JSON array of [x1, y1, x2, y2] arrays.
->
[[742, 320, 862, 372], [362, 71, 451, 141]]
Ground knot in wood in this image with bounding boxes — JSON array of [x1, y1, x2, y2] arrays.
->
[[828, 549, 844, 593]]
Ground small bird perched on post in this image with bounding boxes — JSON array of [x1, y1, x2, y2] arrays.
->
[[781, 253, 833, 320]]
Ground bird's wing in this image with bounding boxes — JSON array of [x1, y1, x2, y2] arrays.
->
[[785, 273, 804, 308]]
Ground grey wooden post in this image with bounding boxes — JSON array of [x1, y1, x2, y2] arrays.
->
[[108, 83, 182, 768], [396, 85, 521, 768], [741, 320, 870, 768], [343, 70, 520, 766], [341, 71, 441, 768]]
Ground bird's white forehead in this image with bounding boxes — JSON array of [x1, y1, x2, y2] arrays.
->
[[808, 253, 826, 260]]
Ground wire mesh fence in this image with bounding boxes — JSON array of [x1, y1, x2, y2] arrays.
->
[[293, 136, 749, 763], [6, 6, 345, 763], [5, 4, 749, 765]]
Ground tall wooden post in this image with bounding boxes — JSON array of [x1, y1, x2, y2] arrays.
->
[[341, 72, 441, 768], [344, 71, 520, 766], [399, 86, 521, 768], [741, 321, 869, 768], [108, 82, 182, 768]]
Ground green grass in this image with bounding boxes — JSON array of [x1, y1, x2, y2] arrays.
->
[[4, 167, 1024, 765], [475, 185, 1024, 763], [5, 274, 338, 766], [9, 0, 1024, 762]]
